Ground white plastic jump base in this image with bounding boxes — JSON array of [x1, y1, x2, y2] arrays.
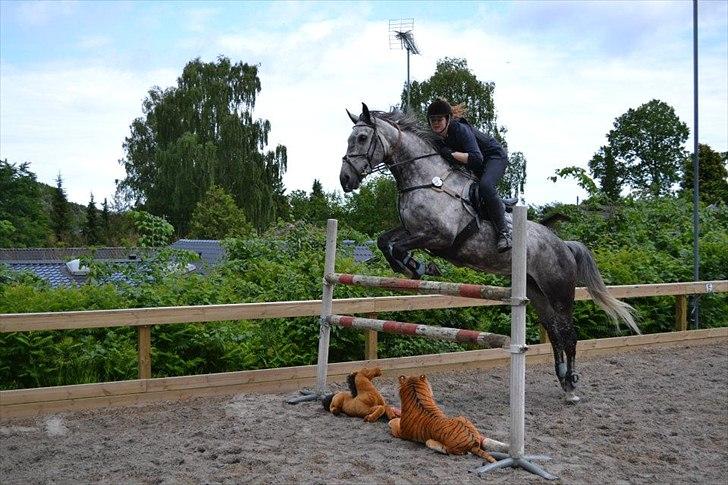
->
[[289, 209, 558, 480]]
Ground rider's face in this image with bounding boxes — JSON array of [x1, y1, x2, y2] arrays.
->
[[429, 116, 449, 136]]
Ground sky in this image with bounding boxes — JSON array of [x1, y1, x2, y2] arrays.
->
[[1, 0, 727, 208]]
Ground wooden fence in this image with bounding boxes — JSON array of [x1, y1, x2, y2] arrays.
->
[[1, 280, 725, 381]]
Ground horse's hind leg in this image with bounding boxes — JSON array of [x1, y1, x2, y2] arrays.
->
[[527, 278, 580, 403]]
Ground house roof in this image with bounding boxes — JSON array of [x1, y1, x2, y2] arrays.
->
[[353, 245, 375, 262], [5, 261, 88, 287], [1, 240, 227, 287], [169, 239, 226, 272], [0, 247, 156, 261]]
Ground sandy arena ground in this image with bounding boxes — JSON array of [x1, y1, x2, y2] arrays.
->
[[1, 341, 727, 484]]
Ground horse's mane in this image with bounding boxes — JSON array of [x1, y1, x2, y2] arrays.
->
[[371, 110, 439, 148]]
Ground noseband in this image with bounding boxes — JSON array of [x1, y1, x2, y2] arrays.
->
[[342, 118, 444, 189], [342, 122, 392, 179]]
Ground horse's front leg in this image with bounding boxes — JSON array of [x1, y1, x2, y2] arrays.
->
[[377, 227, 433, 279]]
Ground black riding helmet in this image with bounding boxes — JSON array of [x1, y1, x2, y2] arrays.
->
[[426, 99, 452, 120]]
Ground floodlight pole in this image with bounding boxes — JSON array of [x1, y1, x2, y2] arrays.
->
[[692, 0, 700, 329], [389, 20, 419, 114], [406, 48, 411, 112]]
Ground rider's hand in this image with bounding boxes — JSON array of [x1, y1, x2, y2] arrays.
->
[[439, 146, 456, 164]]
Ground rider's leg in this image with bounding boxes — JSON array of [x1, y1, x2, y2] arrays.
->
[[479, 155, 511, 252]]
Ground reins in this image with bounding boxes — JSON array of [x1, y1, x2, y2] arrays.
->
[[344, 116, 475, 198]]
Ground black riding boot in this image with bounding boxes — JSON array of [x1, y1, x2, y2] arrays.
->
[[480, 195, 511, 253], [478, 156, 511, 253]]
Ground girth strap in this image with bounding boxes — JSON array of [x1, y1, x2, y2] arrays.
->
[[432, 216, 481, 258]]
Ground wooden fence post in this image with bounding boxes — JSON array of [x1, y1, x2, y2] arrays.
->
[[675, 295, 688, 331], [364, 313, 378, 360], [137, 325, 151, 379]]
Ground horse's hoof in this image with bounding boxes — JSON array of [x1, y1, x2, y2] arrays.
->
[[564, 392, 580, 404]]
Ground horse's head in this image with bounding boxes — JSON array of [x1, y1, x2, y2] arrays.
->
[[340, 103, 391, 192]]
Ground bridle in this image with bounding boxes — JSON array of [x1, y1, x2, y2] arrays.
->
[[341, 122, 389, 179], [342, 119, 441, 182]]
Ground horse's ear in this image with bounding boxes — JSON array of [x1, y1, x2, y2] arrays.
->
[[346, 109, 358, 124], [361, 102, 373, 125]]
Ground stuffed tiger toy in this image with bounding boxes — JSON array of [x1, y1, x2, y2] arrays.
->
[[322, 367, 400, 422], [388, 374, 496, 463]]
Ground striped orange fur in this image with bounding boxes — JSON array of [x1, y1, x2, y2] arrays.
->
[[388, 374, 496, 463]]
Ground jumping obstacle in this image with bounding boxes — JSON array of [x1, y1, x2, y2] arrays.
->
[[288, 207, 557, 480]]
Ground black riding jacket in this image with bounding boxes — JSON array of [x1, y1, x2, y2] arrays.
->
[[444, 118, 507, 177]]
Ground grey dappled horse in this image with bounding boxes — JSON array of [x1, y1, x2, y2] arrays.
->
[[339, 103, 639, 403]]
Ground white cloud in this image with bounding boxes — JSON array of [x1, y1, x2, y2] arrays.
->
[[248, 11, 727, 205], [0, 63, 177, 204], [1, 2, 726, 209]]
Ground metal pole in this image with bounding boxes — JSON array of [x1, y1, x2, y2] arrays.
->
[[406, 48, 411, 112], [475, 206, 557, 480], [692, 0, 700, 329], [315, 219, 338, 393], [509, 206, 527, 458]]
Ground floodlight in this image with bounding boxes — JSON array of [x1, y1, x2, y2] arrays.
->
[[389, 19, 421, 112]]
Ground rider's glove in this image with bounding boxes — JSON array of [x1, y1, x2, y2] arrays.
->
[[439, 146, 456, 164]]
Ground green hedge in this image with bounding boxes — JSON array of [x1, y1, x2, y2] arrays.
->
[[1, 197, 726, 389]]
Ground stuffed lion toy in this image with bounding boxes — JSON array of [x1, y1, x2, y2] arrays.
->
[[322, 367, 400, 422]]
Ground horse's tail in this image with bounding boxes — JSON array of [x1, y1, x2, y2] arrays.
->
[[565, 241, 640, 335]]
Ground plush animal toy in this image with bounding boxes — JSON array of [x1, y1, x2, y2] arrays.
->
[[388, 374, 496, 463], [322, 367, 400, 422]]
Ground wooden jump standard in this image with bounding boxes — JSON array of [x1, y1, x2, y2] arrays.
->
[[289, 207, 558, 480]]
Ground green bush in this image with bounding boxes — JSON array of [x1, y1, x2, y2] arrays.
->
[[1, 197, 725, 389]]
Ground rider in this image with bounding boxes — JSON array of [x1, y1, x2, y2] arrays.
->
[[426, 98, 512, 252]]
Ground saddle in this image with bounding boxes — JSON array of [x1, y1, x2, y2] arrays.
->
[[467, 182, 517, 219], [435, 183, 516, 260]]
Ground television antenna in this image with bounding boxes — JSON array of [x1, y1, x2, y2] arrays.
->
[[389, 19, 421, 112]]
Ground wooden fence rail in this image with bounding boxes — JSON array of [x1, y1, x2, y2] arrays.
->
[[2, 328, 726, 419], [0, 280, 726, 381]]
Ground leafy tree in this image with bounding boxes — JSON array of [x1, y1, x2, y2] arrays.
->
[[404, 57, 527, 197], [588, 146, 626, 201], [0, 160, 49, 247], [188, 185, 254, 239], [548, 166, 599, 198], [83, 194, 101, 245], [342, 175, 399, 235], [130, 210, 174, 247], [117, 56, 287, 233], [405, 57, 501, 139], [101, 198, 111, 245], [607, 99, 689, 197], [680, 144, 728, 205], [289, 180, 344, 225], [499, 151, 527, 199], [51, 173, 72, 245]]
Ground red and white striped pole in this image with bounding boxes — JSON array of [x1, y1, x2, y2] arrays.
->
[[326, 314, 509, 348], [326, 273, 510, 301]]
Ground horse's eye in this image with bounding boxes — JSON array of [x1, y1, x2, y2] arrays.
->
[[357, 134, 368, 143]]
